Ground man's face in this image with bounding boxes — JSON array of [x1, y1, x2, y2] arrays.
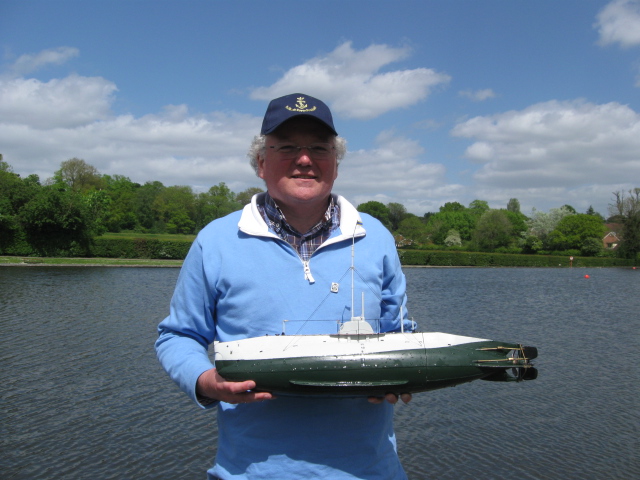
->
[[258, 117, 339, 211]]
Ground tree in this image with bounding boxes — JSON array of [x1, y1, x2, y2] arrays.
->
[[154, 185, 196, 234], [585, 205, 605, 222], [503, 210, 529, 238], [468, 200, 490, 215], [0, 164, 39, 213], [195, 182, 242, 230], [426, 209, 477, 244], [387, 202, 408, 231], [135, 181, 166, 231], [444, 229, 462, 247], [439, 201, 466, 212], [19, 185, 93, 255], [609, 188, 640, 259], [102, 175, 140, 232], [0, 162, 41, 252], [507, 198, 521, 214], [1, 157, 13, 173], [619, 211, 640, 259], [546, 214, 606, 251], [357, 201, 392, 230], [84, 190, 111, 235], [235, 187, 264, 206], [521, 234, 543, 254], [53, 158, 104, 193], [0, 177, 20, 249], [396, 216, 430, 244], [609, 188, 640, 218], [526, 206, 575, 249], [580, 237, 603, 257], [473, 210, 513, 250]]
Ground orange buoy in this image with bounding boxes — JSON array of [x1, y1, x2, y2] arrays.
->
[[584, 274, 590, 279]]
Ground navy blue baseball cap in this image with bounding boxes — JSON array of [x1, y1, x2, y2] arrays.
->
[[260, 93, 338, 135]]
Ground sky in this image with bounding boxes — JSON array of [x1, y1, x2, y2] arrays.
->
[[1, 0, 639, 218]]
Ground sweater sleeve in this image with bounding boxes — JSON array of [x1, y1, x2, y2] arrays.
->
[[155, 237, 219, 408]]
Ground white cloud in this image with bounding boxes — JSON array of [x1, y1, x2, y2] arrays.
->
[[595, 0, 640, 48], [3, 47, 635, 219], [0, 67, 453, 214], [9, 47, 80, 75], [335, 130, 461, 214], [451, 99, 640, 214], [250, 41, 451, 120], [458, 89, 496, 102], [0, 75, 117, 128], [0, 71, 262, 192]]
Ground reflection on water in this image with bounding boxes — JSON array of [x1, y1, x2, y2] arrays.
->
[[1, 266, 638, 479]]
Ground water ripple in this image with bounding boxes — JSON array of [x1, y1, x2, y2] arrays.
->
[[2, 267, 639, 479]]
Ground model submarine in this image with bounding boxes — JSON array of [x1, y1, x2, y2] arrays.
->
[[214, 317, 538, 397]]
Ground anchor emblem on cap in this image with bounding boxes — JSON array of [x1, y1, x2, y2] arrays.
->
[[285, 96, 316, 113]]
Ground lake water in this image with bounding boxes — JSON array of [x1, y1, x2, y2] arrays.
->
[[1, 266, 638, 479]]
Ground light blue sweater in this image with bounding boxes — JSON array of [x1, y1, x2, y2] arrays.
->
[[156, 194, 411, 479]]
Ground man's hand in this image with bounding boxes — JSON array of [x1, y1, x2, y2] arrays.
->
[[368, 393, 412, 405], [196, 368, 275, 404]]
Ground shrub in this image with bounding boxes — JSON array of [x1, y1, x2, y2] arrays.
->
[[398, 249, 636, 267], [581, 237, 603, 257], [89, 238, 192, 259]]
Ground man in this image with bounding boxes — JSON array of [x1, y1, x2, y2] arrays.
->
[[156, 93, 413, 479]]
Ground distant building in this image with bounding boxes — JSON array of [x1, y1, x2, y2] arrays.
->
[[603, 223, 623, 249], [394, 234, 414, 248], [603, 232, 620, 249]]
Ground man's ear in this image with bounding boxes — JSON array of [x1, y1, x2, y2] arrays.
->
[[257, 155, 266, 180]]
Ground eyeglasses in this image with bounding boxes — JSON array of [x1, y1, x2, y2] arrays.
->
[[268, 142, 335, 160]]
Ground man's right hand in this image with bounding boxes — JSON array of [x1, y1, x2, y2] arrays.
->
[[196, 368, 275, 404]]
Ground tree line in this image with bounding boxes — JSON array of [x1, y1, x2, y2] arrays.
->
[[1, 156, 638, 260]]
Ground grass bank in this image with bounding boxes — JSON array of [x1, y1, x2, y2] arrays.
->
[[0, 256, 183, 267]]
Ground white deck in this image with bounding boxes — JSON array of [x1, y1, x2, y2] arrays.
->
[[213, 332, 490, 362]]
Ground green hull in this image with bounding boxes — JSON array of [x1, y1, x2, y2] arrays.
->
[[216, 340, 537, 396]]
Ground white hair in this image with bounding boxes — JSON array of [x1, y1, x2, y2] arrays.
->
[[248, 135, 347, 175]]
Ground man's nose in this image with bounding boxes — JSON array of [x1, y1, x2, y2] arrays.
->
[[295, 148, 313, 164]]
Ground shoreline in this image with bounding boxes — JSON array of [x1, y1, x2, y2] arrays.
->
[[1, 256, 633, 269], [0, 256, 183, 267]]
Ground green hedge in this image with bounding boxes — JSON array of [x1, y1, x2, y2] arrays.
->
[[89, 238, 193, 259], [398, 250, 636, 267], [3, 235, 635, 266]]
